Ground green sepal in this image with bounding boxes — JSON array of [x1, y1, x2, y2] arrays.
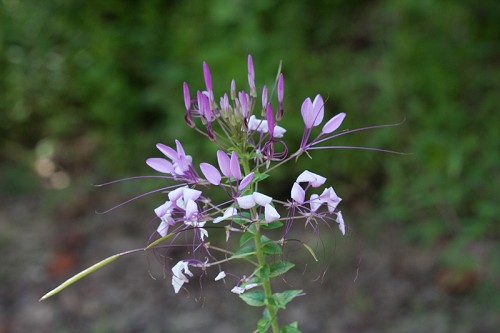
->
[[272, 289, 303, 309], [269, 261, 295, 277], [239, 290, 266, 307], [280, 322, 302, 333]]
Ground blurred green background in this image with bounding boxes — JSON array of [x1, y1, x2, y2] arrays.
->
[[1, 0, 499, 332]]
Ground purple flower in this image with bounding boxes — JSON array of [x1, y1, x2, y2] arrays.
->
[[301, 94, 324, 129], [146, 140, 197, 181]]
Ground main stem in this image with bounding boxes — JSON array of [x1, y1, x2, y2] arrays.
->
[[240, 152, 280, 333], [254, 220, 280, 333]]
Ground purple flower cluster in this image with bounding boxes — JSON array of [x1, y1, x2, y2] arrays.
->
[[140, 55, 357, 294]]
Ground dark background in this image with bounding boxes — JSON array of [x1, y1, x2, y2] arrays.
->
[[1, 0, 499, 332]]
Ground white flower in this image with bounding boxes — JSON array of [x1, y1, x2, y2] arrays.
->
[[171, 261, 193, 293]]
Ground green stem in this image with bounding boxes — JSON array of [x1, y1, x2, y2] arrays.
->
[[239, 150, 280, 333], [254, 221, 280, 333]]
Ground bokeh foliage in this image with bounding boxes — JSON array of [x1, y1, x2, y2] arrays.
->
[[1, 0, 499, 274]]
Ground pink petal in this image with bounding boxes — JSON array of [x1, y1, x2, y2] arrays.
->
[[291, 182, 305, 204], [301, 98, 313, 128], [156, 143, 177, 161], [239, 172, 254, 190], [312, 94, 324, 127], [247, 54, 255, 91], [183, 82, 191, 111], [200, 162, 221, 185], [217, 150, 231, 178], [146, 158, 173, 173], [203, 61, 212, 92], [322, 112, 346, 134], [230, 151, 242, 180], [277, 73, 284, 103]]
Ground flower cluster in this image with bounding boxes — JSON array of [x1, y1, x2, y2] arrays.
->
[[144, 55, 351, 294], [41, 54, 400, 333]]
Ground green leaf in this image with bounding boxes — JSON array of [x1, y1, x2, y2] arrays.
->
[[272, 290, 303, 309], [269, 261, 295, 277], [231, 211, 252, 225], [39, 253, 122, 301], [262, 238, 282, 255], [239, 231, 254, 247], [261, 221, 284, 230], [239, 290, 266, 307], [302, 243, 318, 262], [257, 308, 272, 333], [232, 245, 256, 258], [280, 322, 302, 333], [258, 264, 271, 279]]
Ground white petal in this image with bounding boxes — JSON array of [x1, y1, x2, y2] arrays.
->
[[213, 207, 238, 223], [231, 286, 246, 294], [291, 183, 305, 204], [264, 204, 280, 222], [156, 220, 168, 237], [337, 211, 346, 235], [185, 199, 198, 219], [296, 170, 326, 188], [215, 271, 226, 281], [237, 195, 256, 209], [253, 192, 272, 206], [310, 194, 322, 212], [183, 188, 202, 202], [273, 125, 287, 138], [168, 186, 187, 202]]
